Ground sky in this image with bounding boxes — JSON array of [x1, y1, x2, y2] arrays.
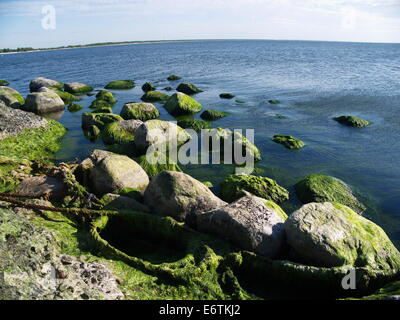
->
[[0, 0, 400, 48]]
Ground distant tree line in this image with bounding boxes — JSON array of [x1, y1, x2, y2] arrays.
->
[[0, 47, 35, 53]]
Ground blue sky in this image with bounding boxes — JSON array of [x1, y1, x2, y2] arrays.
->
[[1, 0, 400, 48]]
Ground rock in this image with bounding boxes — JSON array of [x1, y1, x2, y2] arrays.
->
[[219, 93, 235, 99], [164, 87, 173, 91], [134, 119, 191, 152], [272, 135, 305, 150], [285, 202, 400, 271], [334, 115, 371, 128], [167, 75, 182, 81], [120, 102, 160, 121], [176, 83, 203, 95], [144, 171, 226, 223], [67, 103, 83, 113], [29, 77, 63, 92], [93, 107, 112, 114], [105, 80, 135, 90], [200, 110, 229, 121], [100, 193, 150, 212], [164, 92, 202, 116], [78, 149, 149, 196], [0, 86, 25, 108], [268, 100, 280, 105], [15, 176, 68, 200], [90, 99, 113, 110], [64, 82, 93, 94], [177, 118, 211, 131], [85, 125, 101, 140], [197, 191, 288, 258], [0, 80, 9, 86], [102, 119, 143, 145], [142, 82, 156, 92], [45, 87, 77, 104], [95, 90, 116, 105], [359, 281, 400, 300], [81, 112, 123, 130], [220, 174, 289, 204], [295, 174, 366, 214], [137, 150, 182, 177], [22, 91, 65, 114], [141, 91, 169, 103]]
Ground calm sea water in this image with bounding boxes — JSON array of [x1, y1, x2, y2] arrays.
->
[[1, 40, 399, 245]]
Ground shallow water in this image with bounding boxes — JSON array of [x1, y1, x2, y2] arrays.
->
[[1, 40, 399, 245]]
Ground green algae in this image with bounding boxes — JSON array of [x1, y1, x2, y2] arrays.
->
[[200, 110, 229, 121], [0, 80, 10, 86], [136, 151, 182, 177], [141, 91, 170, 103], [177, 119, 211, 132], [95, 90, 117, 105], [67, 103, 84, 113], [167, 75, 182, 81], [268, 100, 280, 105], [105, 80, 135, 90], [272, 135, 305, 150], [176, 83, 203, 95], [164, 93, 202, 116], [141, 82, 156, 92], [333, 115, 371, 128], [102, 122, 135, 145], [90, 99, 114, 110], [82, 113, 123, 130], [120, 103, 160, 121]]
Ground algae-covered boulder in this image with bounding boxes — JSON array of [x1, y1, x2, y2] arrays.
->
[[120, 102, 160, 121], [67, 103, 83, 113], [176, 83, 203, 95], [0, 86, 25, 108], [272, 135, 305, 150], [144, 171, 226, 223], [167, 75, 182, 81], [90, 99, 113, 110], [64, 82, 93, 94], [219, 93, 235, 99], [295, 174, 366, 214], [42, 87, 77, 104], [200, 110, 229, 121], [81, 112, 123, 130], [142, 82, 156, 92], [220, 174, 289, 204], [29, 77, 63, 92], [0, 80, 9, 86], [164, 92, 202, 116], [102, 119, 143, 145], [100, 193, 149, 212], [22, 91, 65, 114], [105, 80, 135, 90], [197, 191, 288, 258], [78, 149, 149, 196], [95, 90, 117, 105], [334, 115, 371, 128], [134, 119, 191, 152], [137, 150, 182, 177], [285, 202, 400, 271], [177, 118, 211, 131], [141, 91, 169, 103]]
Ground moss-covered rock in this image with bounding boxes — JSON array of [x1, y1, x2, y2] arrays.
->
[[177, 119, 211, 131], [141, 82, 156, 92], [29, 77, 64, 92], [220, 174, 289, 204], [48, 88, 78, 104], [167, 75, 182, 81], [295, 174, 366, 214], [120, 102, 160, 121], [268, 100, 280, 105], [64, 82, 93, 94], [0, 86, 25, 108], [285, 202, 400, 271], [176, 83, 203, 95], [0, 80, 9, 86], [137, 150, 182, 177], [333, 115, 371, 128], [67, 103, 84, 113], [200, 110, 229, 121], [358, 281, 400, 300], [90, 99, 114, 110], [105, 80, 135, 90], [81, 113, 123, 130], [102, 120, 143, 145], [272, 135, 305, 150], [93, 107, 113, 114], [95, 90, 117, 105], [141, 91, 169, 103], [164, 92, 202, 116], [219, 93, 235, 99]]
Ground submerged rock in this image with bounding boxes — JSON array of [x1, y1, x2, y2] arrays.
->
[[219, 93, 235, 99], [81, 112, 123, 130], [137, 150, 182, 177], [105, 80, 135, 90], [144, 171, 226, 223], [164, 92, 202, 116], [141, 91, 169, 103], [197, 191, 288, 258], [64, 82, 93, 94], [0, 86, 25, 108], [90, 99, 113, 110], [142, 82, 156, 92], [120, 102, 160, 121], [272, 135, 305, 150], [176, 83, 203, 95], [95, 90, 117, 105], [177, 118, 211, 131], [102, 119, 143, 145], [78, 149, 149, 196], [295, 174, 366, 214], [200, 110, 229, 121], [0, 80, 9, 86], [220, 174, 289, 204], [268, 100, 280, 105], [15, 176, 67, 200], [285, 202, 400, 271], [22, 91, 65, 114], [67, 103, 83, 113], [334, 115, 371, 128], [29, 77, 63, 92], [167, 75, 182, 81]]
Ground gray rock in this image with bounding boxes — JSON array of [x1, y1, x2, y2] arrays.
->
[[0, 86, 25, 108], [29, 77, 63, 92], [22, 91, 65, 114], [64, 82, 93, 94], [144, 171, 226, 224], [197, 191, 288, 258], [101, 193, 150, 213], [15, 176, 68, 200]]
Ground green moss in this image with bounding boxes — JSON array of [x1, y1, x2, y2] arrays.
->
[[334, 115, 371, 128], [220, 174, 289, 204], [102, 122, 135, 145], [51, 88, 78, 104], [220, 93, 235, 99], [65, 84, 93, 94], [82, 113, 123, 130], [67, 103, 84, 113], [93, 107, 113, 114], [200, 110, 229, 121], [136, 151, 182, 177], [96, 90, 117, 105], [202, 181, 214, 188], [268, 100, 280, 104], [141, 91, 169, 103], [90, 99, 114, 110], [295, 174, 366, 214], [272, 135, 305, 150], [142, 82, 156, 92], [0, 86, 25, 107], [120, 103, 160, 121], [0, 80, 10, 86], [164, 93, 202, 116], [167, 75, 182, 81], [115, 187, 144, 203], [177, 119, 211, 131], [176, 83, 203, 95], [105, 80, 135, 90], [357, 281, 400, 300], [264, 201, 288, 220]]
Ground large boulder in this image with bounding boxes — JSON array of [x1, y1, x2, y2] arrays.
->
[[102, 119, 143, 145], [137, 150, 182, 177], [77, 150, 149, 196], [29, 77, 63, 92], [176, 83, 203, 95], [22, 91, 65, 114], [164, 93, 202, 116], [144, 171, 226, 223], [295, 174, 366, 214], [0, 86, 25, 108], [120, 102, 160, 121], [220, 174, 289, 204], [285, 202, 400, 271], [134, 119, 190, 152], [95, 90, 117, 105], [64, 82, 93, 94], [197, 191, 288, 258]]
